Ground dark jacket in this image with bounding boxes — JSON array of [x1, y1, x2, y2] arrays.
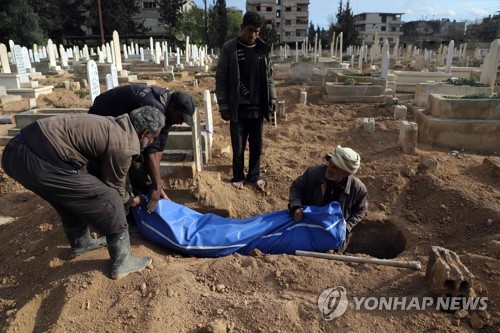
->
[[21, 114, 140, 205], [89, 85, 173, 153], [215, 37, 277, 123], [288, 164, 368, 232]]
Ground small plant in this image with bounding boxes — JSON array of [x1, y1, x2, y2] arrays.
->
[[443, 78, 484, 86], [342, 71, 371, 77], [74, 90, 88, 99], [52, 102, 72, 108], [443, 93, 499, 100], [344, 77, 356, 85]]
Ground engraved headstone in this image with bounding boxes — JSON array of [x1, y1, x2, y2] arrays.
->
[[86, 60, 100, 105]]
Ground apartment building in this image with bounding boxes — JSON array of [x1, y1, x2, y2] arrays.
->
[[354, 12, 404, 45], [402, 19, 465, 47], [133, 0, 196, 34], [246, 0, 309, 44]]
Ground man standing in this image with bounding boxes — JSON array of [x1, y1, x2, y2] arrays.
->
[[89, 84, 196, 212], [2, 106, 165, 279], [216, 11, 277, 191], [288, 145, 368, 253]]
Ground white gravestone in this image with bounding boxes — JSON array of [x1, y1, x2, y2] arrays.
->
[[203, 90, 214, 153], [105, 74, 113, 91], [381, 51, 390, 79], [13, 45, 29, 83], [445, 40, 454, 73], [59, 45, 68, 68], [112, 31, 122, 71], [47, 39, 56, 67], [87, 60, 100, 105], [480, 39, 500, 88], [110, 63, 118, 87], [0, 43, 11, 73]]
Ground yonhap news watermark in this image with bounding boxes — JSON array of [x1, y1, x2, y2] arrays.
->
[[318, 286, 488, 321]]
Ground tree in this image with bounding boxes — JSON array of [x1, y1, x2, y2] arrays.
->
[[28, 0, 89, 43], [158, 0, 187, 29], [207, 0, 228, 49], [308, 21, 315, 44], [226, 7, 243, 40], [87, 0, 142, 37], [0, 0, 44, 46], [259, 20, 278, 45], [176, 7, 205, 44], [332, 0, 359, 49]]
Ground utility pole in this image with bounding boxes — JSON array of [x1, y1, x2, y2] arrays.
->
[[204, 0, 208, 45], [97, 0, 105, 45]]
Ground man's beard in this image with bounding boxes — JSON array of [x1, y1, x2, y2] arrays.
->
[[139, 136, 151, 152], [325, 171, 344, 182]]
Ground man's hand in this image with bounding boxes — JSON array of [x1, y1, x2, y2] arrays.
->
[[147, 187, 162, 213], [293, 207, 304, 222], [130, 195, 146, 208]]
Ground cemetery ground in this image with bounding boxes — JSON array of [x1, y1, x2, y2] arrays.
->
[[0, 72, 499, 332]]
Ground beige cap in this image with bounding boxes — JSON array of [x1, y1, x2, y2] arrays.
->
[[326, 145, 361, 174]]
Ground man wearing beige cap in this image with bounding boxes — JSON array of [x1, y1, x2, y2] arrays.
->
[[288, 145, 368, 253]]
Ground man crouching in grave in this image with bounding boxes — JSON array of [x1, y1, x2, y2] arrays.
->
[[288, 145, 368, 253], [1, 106, 165, 279]]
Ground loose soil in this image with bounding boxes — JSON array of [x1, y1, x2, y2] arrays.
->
[[0, 70, 498, 332]]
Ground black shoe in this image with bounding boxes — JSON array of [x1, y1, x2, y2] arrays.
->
[[64, 226, 107, 257]]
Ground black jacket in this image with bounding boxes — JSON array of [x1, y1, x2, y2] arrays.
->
[[215, 37, 277, 122], [288, 164, 368, 232]]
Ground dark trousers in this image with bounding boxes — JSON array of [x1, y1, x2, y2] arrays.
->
[[229, 117, 263, 183], [1, 135, 128, 235]]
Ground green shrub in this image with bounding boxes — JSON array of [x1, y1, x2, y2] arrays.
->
[[342, 71, 371, 77], [443, 78, 484, 86]]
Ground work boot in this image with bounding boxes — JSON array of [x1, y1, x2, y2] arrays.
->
[[64, 226, 107, 257], [106, 230, 152, 280]]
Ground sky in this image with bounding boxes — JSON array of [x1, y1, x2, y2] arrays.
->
[[192, 0, 500, 28]]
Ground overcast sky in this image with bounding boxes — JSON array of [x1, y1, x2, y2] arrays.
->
[[193, 0, 499, 27]]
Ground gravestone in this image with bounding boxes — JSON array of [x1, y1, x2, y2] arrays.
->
[[203, 90, 213, 156], [479, 39, 500, 88], [47, 39, 57, 68], [0, 44, 11, 73], [445, 40, 454, 73], [381, 51, 390, 79], [13, 45, 28, 83], [87, 60, 100, 105], [112, 31, 122, 71], [110, 63, 118, 88], [105, 74, 113, 91]]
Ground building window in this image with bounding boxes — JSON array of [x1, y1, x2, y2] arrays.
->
[[297, 7, 301, 11], [276, 0, 281, 4], [143, 1, 156, 8], [381, 15, 387, 23], [276, 10, 280, 18], [381, 26, 386, 31], [266, 7, 272, 11], [256, 6, 261, 11], [276, 22, 280, 28], [285, 19, 291, 26], [285, 32, 291, 36], [285, 7, 291, 11], [391, 26, 396, 32], [388, 38, 393, 42]]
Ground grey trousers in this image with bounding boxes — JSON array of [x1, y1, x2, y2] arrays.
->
[[1, 135, 128, 235]]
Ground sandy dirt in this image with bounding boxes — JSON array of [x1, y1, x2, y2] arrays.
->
[[0, 69, 499, 333]]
